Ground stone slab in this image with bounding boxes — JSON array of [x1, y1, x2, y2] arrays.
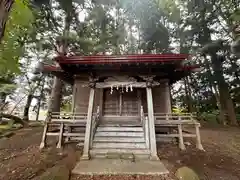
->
[[72, 159, 169, 175]]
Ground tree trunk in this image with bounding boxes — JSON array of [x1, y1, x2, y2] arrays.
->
[[184, 76, 193, 112], [47, 12, 71, 113], [36, 77, 45, 121], [211, 54, 238, 125], [212, 86, 226, 125], [23, 94, 33, 121], [48, 77, 63, 112], [0, 0, 14, 42], [0, 113, 27, 125], [203, 56, 226, 124]]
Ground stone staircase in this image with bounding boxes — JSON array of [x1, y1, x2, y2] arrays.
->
[[90, 119, 150, 160]]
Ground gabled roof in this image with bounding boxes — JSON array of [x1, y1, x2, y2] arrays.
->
[[36, 54, 199, 84]]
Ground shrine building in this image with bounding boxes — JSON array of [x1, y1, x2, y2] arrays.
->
[[38, 54, 203, 161]]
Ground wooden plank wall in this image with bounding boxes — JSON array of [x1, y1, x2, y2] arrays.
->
[[73, 80, 171, 116], [152, 87, 167, 113], [74, 79, 100, 114]]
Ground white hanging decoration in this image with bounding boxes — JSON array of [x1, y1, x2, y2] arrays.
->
[[130, 84, 133, 92], [110, 85, 113, 94], [126, 85, 128, 92], [116, 85, 119, 90], [121, 84, 124, 93]]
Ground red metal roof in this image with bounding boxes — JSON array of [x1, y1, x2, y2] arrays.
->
[[55, 54, 189, 65], [41, 64, 199, 73]]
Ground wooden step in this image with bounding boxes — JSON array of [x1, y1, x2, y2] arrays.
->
[[96, 127, 143, 132], [92, 142, 147, 149], [95, 131, 144, 137], [99, 123, 141, 127], [93, 137, 145, 143], [101, 116, 140, 121]]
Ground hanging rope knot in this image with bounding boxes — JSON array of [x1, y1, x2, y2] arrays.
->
[[89, 82, 96, 88], [146, 81, 153, 88]]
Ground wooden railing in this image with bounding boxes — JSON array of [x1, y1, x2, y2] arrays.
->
[[155, 113, 195, 121], [154, 113, 204, 151], [50, 112, 87, 123], [40, 111, 91, 149], [141, 106, 150, 149], [90, 106, 100, 148]]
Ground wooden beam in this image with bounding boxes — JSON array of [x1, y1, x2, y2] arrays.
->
[[93, 81, 160, 88], [156, 134, 196, 138], [81, 87, 95, 160], [155, 120, 200, 125], [146, 87, 159, 160]]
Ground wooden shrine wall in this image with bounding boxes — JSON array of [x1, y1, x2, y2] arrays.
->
[[152, 82, 171, 114], [72, 78, 171, 115], [73, 79, 100, 114]]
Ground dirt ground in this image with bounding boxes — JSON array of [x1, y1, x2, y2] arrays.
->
[[0, 126, 239, 180]]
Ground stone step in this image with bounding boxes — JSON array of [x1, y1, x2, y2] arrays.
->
[[96, 127, 143, 132], [104, 152, 135, 160], [92, 142, 147, 149], [93, 137, 145, 143], [95, 131, 144, 137], [90, 148, 150, 156]]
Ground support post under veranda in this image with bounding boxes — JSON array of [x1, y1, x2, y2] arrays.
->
[[57, 122, 64, 149], [195, 124, 205, 151], [39, 112, 51, 149], [178, 123, 186, 150]]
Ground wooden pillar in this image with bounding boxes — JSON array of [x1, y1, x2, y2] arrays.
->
[[164, 80, 172, 113], [81, 87, 95, 160], [146, 86, 159, 160]]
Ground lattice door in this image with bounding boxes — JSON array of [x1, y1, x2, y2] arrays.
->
[[103, 89, 119, 116], [122, 90, 138, 116]]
